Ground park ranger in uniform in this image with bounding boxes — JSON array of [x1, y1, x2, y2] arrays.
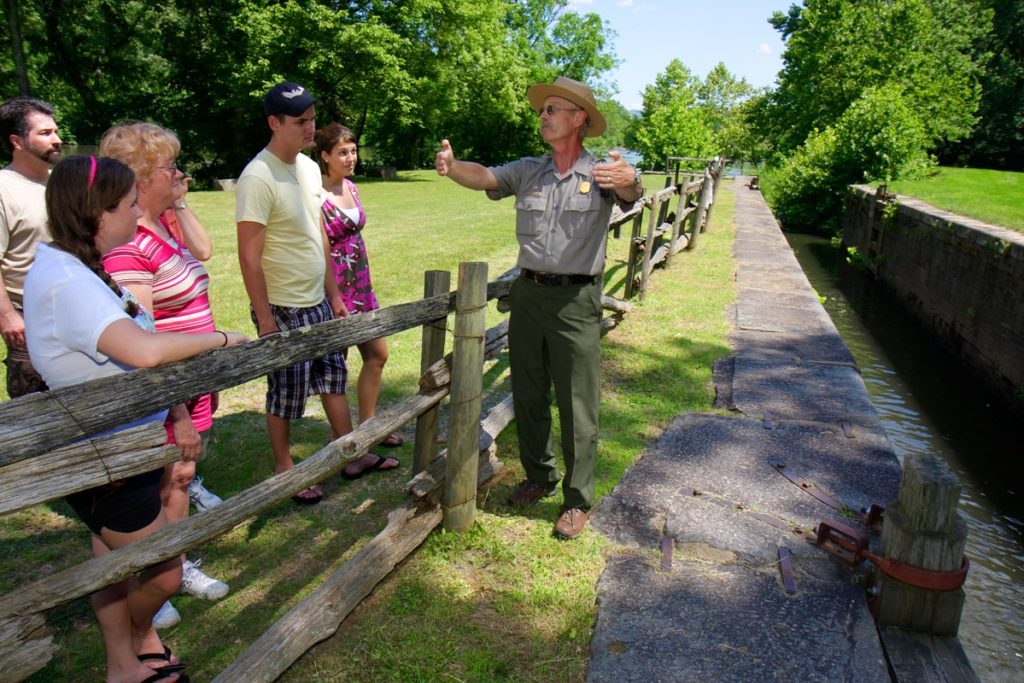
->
[[435, 76, 643, 539]]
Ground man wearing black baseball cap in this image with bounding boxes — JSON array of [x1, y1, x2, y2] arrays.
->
[[263, 82, 320, 118], [236, 82, 356, 505], [435, 76, 644, 539]]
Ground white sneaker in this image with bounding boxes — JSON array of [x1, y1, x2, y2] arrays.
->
[[188, 477, 223, 512], [180, 559, 229, 600], [153, 600, 180, 629]]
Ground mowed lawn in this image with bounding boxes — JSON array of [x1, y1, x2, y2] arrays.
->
[[2, 170, 737, 682], [880, 166, 1024, 233]]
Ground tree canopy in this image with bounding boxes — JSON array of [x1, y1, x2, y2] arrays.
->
[[761, 0, 991, 155], [626, 59, 755, 171], [753, 0, 997, 233], [939, 0, 1024, 169], [1, 0, 619, 181]]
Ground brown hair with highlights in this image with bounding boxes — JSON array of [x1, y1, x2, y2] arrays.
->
[[314, 122, 357, 175]]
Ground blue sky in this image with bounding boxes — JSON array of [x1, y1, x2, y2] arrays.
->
[[568, 0, 795, 110]]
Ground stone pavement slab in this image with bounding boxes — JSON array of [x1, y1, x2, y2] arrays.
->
[[589, 414, 896, 683], [730, 357, 884, 431], [728, 327, 856, 365]]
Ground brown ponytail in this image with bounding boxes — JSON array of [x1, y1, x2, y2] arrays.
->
[[46, 156, 139, 316]]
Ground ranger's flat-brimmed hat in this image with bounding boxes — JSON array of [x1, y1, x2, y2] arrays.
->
[[526, 76, 606, 137]]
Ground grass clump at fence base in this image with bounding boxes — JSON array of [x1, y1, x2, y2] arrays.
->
[[5, 171, 736, 682], [876, 166, 1024, 233]]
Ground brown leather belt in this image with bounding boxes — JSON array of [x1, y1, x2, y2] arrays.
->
[[521, 268, 597, 286]]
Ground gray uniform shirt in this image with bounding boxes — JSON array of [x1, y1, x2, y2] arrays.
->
[[486, 151, 617, 276]]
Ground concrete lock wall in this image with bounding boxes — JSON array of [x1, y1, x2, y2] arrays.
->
[[844, 185, 1024, 417]]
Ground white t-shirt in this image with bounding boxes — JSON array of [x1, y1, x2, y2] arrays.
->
[[25, 243, 139, 390]]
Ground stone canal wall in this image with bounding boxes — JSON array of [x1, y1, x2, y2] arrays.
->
[[844, 186, 1024, 417]]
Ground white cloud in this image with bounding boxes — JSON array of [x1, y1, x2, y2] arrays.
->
[[617, 0, 635, 7], [758, 43, 772, 55]]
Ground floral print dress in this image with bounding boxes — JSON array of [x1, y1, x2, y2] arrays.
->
[[321, 178, 379, 313]]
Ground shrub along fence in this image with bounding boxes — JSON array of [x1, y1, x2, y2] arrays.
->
[[0, 158, 725, 681]]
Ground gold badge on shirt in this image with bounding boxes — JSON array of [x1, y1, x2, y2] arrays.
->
[[579, 180, 591, 194]]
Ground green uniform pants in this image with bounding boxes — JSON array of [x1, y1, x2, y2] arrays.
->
[[508, 275, 602, 510]]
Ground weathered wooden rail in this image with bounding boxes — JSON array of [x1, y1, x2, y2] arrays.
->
[[618, 157, 726, 298], [0, 158, 726, 680]]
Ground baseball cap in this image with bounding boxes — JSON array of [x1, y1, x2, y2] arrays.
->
[[264, 82, 320, 117]]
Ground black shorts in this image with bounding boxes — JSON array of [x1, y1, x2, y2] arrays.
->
[[65, 468, 163, 536]]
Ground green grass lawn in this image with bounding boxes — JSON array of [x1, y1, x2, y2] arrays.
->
[[878, 166, 1024, 233], [3, 171, 736, 682]]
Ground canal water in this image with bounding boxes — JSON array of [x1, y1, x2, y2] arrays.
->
[[786, 233, 1023, 682]]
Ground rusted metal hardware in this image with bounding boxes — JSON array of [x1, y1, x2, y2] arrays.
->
[[660, 534, 674, 572], [770, 460, 851, 511], [861, 503, 885, 528], [815, 518, 868, 566], [769, 460, 884, 528], [677, 483, 965, 593], [815, 518, 970, 591], [778, 547, 798, 595], [866, 551, 970, 591]]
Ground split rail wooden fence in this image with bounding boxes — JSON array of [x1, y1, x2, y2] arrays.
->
[[0, 158, 725, 681]]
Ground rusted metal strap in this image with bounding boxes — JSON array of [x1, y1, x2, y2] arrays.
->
[[778, 547, 797, 595], [816, 518, 970, 591], [865, 551, 970, 591], [677, 486, 817, 543], [769, 460, 884, 529], [660, 535, 673, 572]]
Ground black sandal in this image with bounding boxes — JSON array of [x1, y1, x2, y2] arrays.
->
[[139, 645, 187, 675]]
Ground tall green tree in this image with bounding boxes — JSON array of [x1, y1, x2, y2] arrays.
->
[[762, 0, 992, 155], [940, 0, 1024, 169], [716, 89, 772, 164], [627, 59, 714, 170], [696, 62, 753, 140]]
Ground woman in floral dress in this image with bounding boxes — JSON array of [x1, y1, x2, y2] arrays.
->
[[315, 123, 401, 478]]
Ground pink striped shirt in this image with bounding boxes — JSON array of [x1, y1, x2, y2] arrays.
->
[[103, 223, 214, 436]]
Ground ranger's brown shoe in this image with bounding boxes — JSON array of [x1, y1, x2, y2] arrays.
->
[[507, 480, 557, 507], [554, 506, 590, 540]]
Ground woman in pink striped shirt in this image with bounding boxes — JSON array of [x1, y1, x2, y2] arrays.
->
[[100, 123, 228, 628]]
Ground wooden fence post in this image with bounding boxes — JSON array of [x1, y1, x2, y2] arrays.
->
[[638, 193, 663, 300], [443, 262, 488, 532], [874, 454, 969, 635], [414, 270, 451, 475], [624, 212, 644, 299], [665, 189, 688, 267], [703, 157, 725, 228], [687, 172, 712, 250]]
